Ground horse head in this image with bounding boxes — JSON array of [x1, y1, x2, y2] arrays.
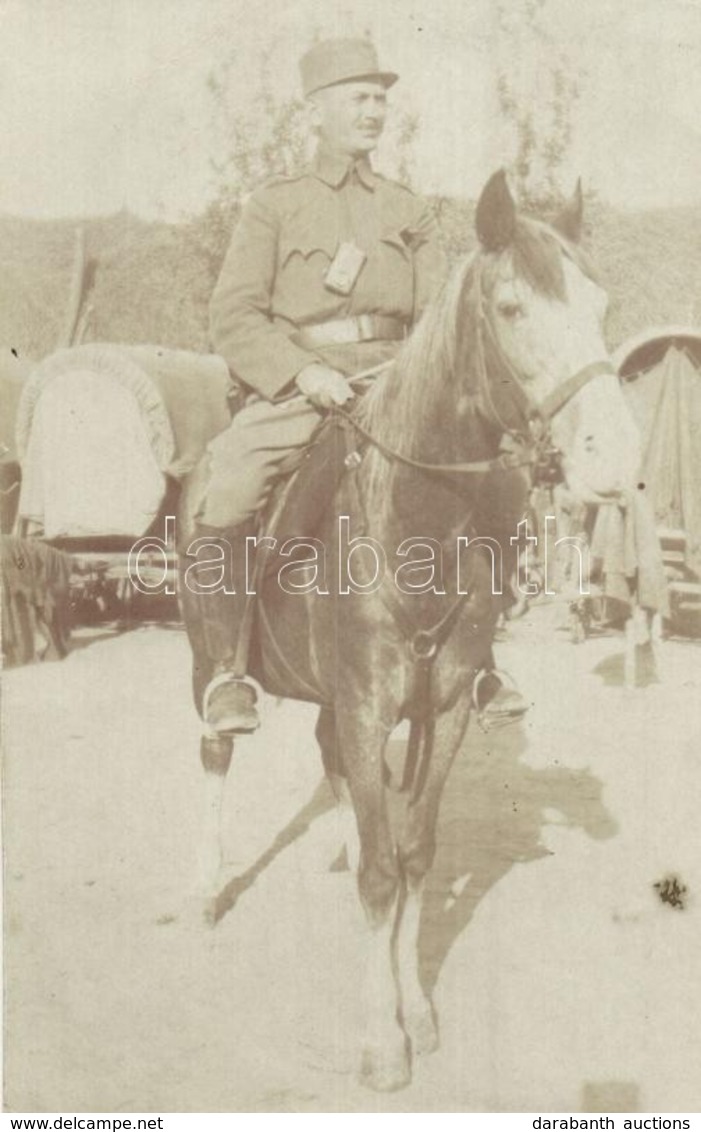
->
[[472, 170, 640, 502]]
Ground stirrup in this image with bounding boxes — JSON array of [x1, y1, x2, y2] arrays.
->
[[473, 668, 529, 732], [202, 672, 259, 735]]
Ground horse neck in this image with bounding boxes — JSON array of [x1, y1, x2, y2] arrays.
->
[[351, 254, 514, 545], [355, 362, 499, 548]]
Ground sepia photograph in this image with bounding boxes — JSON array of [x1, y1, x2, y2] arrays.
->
[[2, 0, 701, 1117]]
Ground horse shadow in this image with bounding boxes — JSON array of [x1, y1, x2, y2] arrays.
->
[[591, 644, 660, 687], [418, 720, 618, 992], [212, 777, 336, 922], [209, 717, 617, 1002]]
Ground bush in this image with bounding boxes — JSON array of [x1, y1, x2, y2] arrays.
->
[[1, 195, 700, 363]]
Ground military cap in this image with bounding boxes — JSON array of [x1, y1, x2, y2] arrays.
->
[[300, 38, 398, 98]]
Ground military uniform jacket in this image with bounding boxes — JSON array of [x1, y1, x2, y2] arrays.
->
[[209, 146, 447, 401]]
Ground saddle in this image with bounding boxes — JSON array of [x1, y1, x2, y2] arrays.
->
[[258, 412, 362, 578]]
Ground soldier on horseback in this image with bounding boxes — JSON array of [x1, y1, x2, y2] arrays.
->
[[185, 37, 526, 734]]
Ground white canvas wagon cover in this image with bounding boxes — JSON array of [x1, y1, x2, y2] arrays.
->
[[616, 326, 701, 580], [16, 343, 231, 539]]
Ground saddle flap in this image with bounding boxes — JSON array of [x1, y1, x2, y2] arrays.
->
[[258, 415, 360, 580]]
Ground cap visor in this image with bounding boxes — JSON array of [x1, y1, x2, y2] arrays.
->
[[307, 71, 399, 95]]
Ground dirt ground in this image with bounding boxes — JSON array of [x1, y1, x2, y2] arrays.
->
[[3, 604, 701, 1113]]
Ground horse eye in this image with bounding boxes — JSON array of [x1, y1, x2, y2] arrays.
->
[[497, 302, 524, 321]]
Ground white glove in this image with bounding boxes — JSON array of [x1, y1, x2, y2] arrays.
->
[[295, 364, 355, 410]]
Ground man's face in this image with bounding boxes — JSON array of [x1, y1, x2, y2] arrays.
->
[[311, 81, 388, 156]]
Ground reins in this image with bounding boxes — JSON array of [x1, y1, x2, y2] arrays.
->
[[331, 403, 533, 476], [331, 265, 616, 804], [378, 578, 479, 805], [336, 270, 615, 481]]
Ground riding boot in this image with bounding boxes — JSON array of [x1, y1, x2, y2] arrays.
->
[[183, 521, 260, 734]]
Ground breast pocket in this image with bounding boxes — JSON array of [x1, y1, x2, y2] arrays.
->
[[364, 229, 415, 314], [276, 223, 342, 320], [279, 220, 339, 269], [379, 229, 412, 260]]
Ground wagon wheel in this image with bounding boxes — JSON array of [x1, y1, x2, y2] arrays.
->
[[70, 569, 118, 623], [115, 576, 138, 628]]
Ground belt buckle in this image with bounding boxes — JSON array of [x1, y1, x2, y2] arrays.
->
[[355, 314, 374, 342]]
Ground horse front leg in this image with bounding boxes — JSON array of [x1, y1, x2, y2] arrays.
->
[[315, 707, 360, 872], [197, 731, 234, 921], [337, 708, 408, 1091], [180, 589, 234, 921], [396, 700, 472, 1058]]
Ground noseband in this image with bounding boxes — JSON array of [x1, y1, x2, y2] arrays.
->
[[330, 248, 614, 805], [470, 252, 615, 485]]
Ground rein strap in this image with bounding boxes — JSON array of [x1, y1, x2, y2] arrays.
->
[[539, 360, 615, 420], [332, 405, 531, 476], [334, 359, 614, 479]]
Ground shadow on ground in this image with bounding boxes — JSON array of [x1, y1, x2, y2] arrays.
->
[[213, 777, 336, 922], [419, 720, 618, 991], [206, 713, 617, 1000]]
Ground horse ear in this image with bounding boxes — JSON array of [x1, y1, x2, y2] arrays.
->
[[475, 170, 517, 251], [553, 179, 584, 242]]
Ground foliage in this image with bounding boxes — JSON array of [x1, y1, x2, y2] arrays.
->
[[205, 36, 422, 211], [207, 50, 310, 203], [3, 29, 700, 363], [495, 0, 581, 213], [392, 111, 421, 189], [171, 37, 425, 307], [3, 199, 701, 366]]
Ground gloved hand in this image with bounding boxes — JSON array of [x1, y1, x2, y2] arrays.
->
[[295, 364, 355, 410]]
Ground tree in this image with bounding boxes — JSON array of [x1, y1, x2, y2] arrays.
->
[[178, 47, 310, 284], [495, 0, 582, 213], [206, 36, 420, 208], [207, 48, 310, 207], [188, 36, 422, 281]]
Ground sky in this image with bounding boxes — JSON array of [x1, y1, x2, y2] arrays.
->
[[2, 0, 700, 220]]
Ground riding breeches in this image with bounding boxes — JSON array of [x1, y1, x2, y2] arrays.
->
[[192, 394, 324, 530]]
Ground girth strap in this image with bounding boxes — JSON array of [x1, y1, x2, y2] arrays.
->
[[340, 447, 481, 805], [378, 579, 476, 804]]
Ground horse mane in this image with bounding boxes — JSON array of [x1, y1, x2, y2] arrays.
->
[[355, 254, 477, 456], [357, 217, 598, 449], [353, 217, 598, 517]]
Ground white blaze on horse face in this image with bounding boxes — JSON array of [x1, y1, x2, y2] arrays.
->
[[490, 255, 640, 499], [554, 373, 641, 500], [490, 257, 607, 401]]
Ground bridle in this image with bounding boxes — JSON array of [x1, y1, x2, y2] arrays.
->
[[327, 246, 616, 804], [334, 250, 615, 487]]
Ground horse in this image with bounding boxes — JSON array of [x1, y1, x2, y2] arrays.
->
[[179, 170, 641, 1092]]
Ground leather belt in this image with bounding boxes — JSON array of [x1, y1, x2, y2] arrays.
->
[[293, 315, 406, 350]]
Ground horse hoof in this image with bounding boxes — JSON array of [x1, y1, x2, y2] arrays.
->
[[359, 1041, 411, 1092], [179, 891, 219, 930], [202, 895, 218, 927], [404, 1006, 439, 1056]]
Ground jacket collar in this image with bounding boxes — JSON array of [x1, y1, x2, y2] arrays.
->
[[312, 146, 377, 191]]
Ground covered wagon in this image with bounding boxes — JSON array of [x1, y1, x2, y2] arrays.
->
[[614, 325, 701, 632], [10, 342, 232, 623]]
